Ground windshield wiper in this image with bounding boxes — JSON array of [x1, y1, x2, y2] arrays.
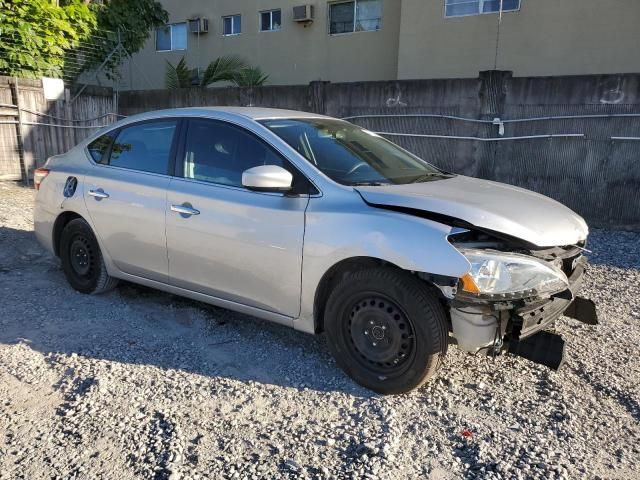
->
[[410, 172, 452, 183], [347, 181, 386, 186]]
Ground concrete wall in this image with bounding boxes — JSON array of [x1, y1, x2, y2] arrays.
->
[[398, 0, 640, 79], [118, 72, 640, 228], [126, 0, 402, 90]]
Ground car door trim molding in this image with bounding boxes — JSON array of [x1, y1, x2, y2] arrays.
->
[[169, 175, 307, 198]]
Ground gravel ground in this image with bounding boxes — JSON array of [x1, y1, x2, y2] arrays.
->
[[0, 180, 639, 480]]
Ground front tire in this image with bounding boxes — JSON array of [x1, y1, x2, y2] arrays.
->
[[324, 268, 448, 394], [59, 218, 118, 294]]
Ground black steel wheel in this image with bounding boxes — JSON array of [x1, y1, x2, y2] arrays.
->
[[68, 236, 94, 278], [348, 295, 416, 375], [60, 218, 118, 294], [325, 267, 448, 394]]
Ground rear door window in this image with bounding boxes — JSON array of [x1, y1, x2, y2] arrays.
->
[[108, 120, 178, 175]]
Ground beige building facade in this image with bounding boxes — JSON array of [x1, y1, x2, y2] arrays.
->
[[398, 0, 640, 79], [123, 0, 640, 90]]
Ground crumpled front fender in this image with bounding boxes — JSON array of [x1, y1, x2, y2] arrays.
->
[[295, 194, 471, 333]]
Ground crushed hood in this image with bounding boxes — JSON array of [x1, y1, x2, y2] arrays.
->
[[356, 175, 588, 247]]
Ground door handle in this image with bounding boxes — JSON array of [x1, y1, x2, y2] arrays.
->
[[171, 204, 200, 216], [88, 189, 109, 199]]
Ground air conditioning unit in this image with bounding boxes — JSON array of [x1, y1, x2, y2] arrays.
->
[[293, 5, 314, 23], [189, 18, 209, 34]]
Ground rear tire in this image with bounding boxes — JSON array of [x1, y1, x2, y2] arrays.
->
[[324, 267, 448, 394], [59, 218, 118, 294]]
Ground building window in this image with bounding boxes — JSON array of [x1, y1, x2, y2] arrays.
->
[[223, 14, 242, 35], [156, 23, 187, 51], [445, 0, 520, 18], [260, 9, 282, 31], [329, 0, 382, 35]]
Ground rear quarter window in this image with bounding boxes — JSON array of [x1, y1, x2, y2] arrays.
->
[[87, 133, 115, 164]]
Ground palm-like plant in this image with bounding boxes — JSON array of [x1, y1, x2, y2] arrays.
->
[[165, 57, 192, 89], [165, 55, 266, 89], [200, 55, 248, 87], [233, 66, 270, 87]]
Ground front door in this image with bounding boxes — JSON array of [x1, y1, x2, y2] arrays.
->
[[166, 118, 308, 317], [83, 119, 179, 282]]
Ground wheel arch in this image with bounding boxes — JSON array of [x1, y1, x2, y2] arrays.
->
[[52, 211, 85, 257], [313, 256, 407, 334]]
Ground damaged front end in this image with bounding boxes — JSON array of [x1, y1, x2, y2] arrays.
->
[[434, 229, 598, 370]]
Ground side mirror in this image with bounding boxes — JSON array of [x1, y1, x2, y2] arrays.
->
[[242, 165, 293, 192]]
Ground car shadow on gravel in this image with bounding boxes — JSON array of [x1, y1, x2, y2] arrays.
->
[[0, 226, 374, 397], [0, 226, 52, 272], [113, 281, 375, 396]]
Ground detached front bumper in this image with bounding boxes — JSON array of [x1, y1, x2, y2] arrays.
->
[[512, 258, 598, 340], [448, 256, 598, 368], [505, 258, 598, 370]]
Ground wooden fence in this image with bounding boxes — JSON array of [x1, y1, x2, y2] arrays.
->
[[0, 76, 118, 182]]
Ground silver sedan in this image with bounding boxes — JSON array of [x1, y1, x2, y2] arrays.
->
[[34, 107, 597, 394]]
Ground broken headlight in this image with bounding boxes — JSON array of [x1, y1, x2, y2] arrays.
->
[[458, 248, 569, 299]]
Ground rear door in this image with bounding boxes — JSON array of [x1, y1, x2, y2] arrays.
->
[[165, 118, 310, 317], [83, 119, 180, 282]]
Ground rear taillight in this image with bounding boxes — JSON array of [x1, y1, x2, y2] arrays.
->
[[33, 168, 50, 191]]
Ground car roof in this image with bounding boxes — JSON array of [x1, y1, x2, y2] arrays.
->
[[197, 106, 330, 120], [124, 106, 333, 122], [85, 106, 339, 148]]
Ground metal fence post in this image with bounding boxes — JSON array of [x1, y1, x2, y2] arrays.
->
[[63, 88, 75, 149], [9, 77, 29, 186]]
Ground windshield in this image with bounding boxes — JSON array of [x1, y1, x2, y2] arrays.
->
[[259, 118, 452, 186]]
